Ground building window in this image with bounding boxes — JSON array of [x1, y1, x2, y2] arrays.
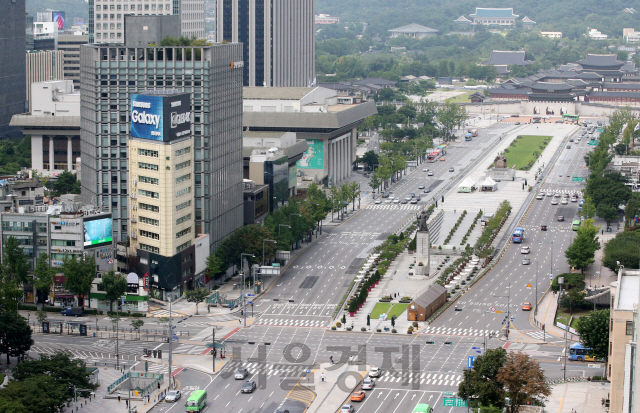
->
[[139, 243, 159, 254], [139, 203, 159, 213], [627, 321, 634, 335], [140, 216, 160, 226], [176, 240, 191, 253], [138, 149, 159, 157], [176, 227, 191, 239], [175, 160, 191, 170], [176, 173, 191, 185], [140, 230, 160, 240], [176, 214, 191, 225], [139, 189, 159, 199], [176, 187, 191, 198], [176, 200, 191, 211], [139, 176, 159, 185], [175, 147, 191, 157], [138, 162, 158, 171]]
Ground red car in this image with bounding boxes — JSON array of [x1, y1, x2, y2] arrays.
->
[[522, 302, 532, 311]]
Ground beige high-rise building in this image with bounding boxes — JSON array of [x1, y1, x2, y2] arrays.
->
[[88, 0, 205, 43], [25, 50, 65, 111], [128, 91, 195, 258]]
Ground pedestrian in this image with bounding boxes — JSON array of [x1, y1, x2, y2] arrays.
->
[[321, 372, 326, 382], [208, 305, 210, 313], [601, 398, 605, 406], [148, 394, 151, 403], [239, 318, 242, 324], [330, 356, 334, 364], [157, 383, 160, 390], [118, 393, 121, 402], [126, 400, 129, 407], [349, 355, 353, 364]]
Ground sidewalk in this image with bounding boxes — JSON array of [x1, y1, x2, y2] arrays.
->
[[545, 381, 610, 413], [532, 290, 580, 342], [308, 362, 367, 413]]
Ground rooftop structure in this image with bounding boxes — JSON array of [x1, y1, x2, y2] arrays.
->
[[469, 8, 518, 26], [388, 23, 439, 39], [482, 50, 532, 75]]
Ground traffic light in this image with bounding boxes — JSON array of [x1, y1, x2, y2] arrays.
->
[[143, 348, 147, 356], [157, 349, 162, 359], [542, 324, 545, 331], [152, 350, 157, 358], [441, 195, 444, 202], [391, 316, 395, 328]]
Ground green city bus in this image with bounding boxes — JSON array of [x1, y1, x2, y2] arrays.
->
[[572, 219, 581, 231], [413, 404, 433, 413], [185, 390, 207, 412], [562, 114, 580, 123]]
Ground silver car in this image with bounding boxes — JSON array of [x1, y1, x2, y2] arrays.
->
[[165, 390, 181, 402], [362, 378, 375, 390], [235, 368, 248, 380]]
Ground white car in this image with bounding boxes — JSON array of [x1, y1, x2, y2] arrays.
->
[[368, 367, 381, 378], [375, 199, 382, 204], [393, 198, 400, 204], [423, 168, 429, 172], [361, 378, 375, 390], [561, 199, 568, 205], [427, 171, 434, 176], [536, 193, 544, 200], [521, 246, 530, 254], [165, 390, 181, 402], [418, 184, 425, 189], [546, 192, 553, 197], [384, 199, 392, 204], [551, 199, 558, 205]]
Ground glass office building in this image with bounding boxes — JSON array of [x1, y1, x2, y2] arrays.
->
[[80, 43, 244, 252]]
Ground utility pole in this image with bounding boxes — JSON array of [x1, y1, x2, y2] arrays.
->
[[212, 327, 215, 374]]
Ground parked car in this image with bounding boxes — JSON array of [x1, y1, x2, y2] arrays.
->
[[165, 390, 181, 402], [242, 381, 257, 393]]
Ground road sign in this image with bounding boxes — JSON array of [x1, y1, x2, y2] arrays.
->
[[550, 273, 553, 279], [572, 176, 584, 182], [490, 307, 496, 313], [272, 263, 281, 267], [247, 294, 255, 296], [443, 391, 455, 396], [588, 140, 598, 146], [496, 310, 503, 313], [248, 301, 253, 305], [444, 398, 468, 407], [468, 356, 476, 369], [306, 369, 311, 374]]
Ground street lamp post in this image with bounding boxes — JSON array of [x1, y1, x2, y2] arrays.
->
[[278, 224, 291, 236], [262, 239, 276, 268], [240, 253, 255, 326], [483, 311, 490, 352], [168, 285, 178, 389], [494, 283, 511, 339]]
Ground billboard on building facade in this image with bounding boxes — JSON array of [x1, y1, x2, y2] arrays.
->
[[83, 216, 113, 248], [52, 12, 65, 29], [130, 93, 191, 142], [289, 165, 297, 188], [297, 139, 324, 169]]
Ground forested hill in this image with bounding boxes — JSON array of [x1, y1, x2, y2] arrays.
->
[[316, 0, 640, 39]]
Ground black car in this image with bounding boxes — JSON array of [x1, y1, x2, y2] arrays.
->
[[242, 381, 257, 393], [558, 216, 565, 222], [541, 225, 547, 231]]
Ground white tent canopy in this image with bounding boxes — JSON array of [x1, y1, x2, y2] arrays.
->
[[481, 176, 498, 191], [457, 177, 476, 193]]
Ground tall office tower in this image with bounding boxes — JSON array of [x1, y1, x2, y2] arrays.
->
[[88, 0, 205, 44], [216, 0, 315, 87], [58, 34, 90, 85], [80, 42, 244, 253], [0, 0, 27, 139]]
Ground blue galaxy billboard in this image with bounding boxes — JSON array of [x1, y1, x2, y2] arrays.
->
[[83, 216, 113, 248], [130, 92, 191, 142]]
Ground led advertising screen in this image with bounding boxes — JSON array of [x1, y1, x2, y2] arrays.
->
[[130, 93, 191, 142], [52, 12, 65, 30], [83, 216, 113, 248]]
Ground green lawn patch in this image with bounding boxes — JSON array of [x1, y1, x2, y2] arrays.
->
[[388, 304, 410, 319], [444, 91, 474, 104], [0, 373, 5, 384], [500, 135, 552, 170], [555, 307, 591, 328], [369, 303, 392, 320]]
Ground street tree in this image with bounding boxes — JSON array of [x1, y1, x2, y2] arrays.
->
[[51, 170, 80, 195], [436, 102, 467, 141], [574, 309, 610, 362], [2, 236, 30, 286], [33, 253, 54, 306], [564, 219, 600, 273], [624, 195, 640, 227], [205, 253, 225, 280], [362, 150, 379, 171], [369, 170, 381, 194], [11, 350, 98, 393], [61, 254, 96, 307], [0, 374, 69, 413], [98, 270, 127, 312], [131, 319, 144, 338], [36, 310, 47, 324], [185, 287, 209, 315], [458, 348, 507, 408], [603, 231, 640, 271], [496, 351, 551, 413], [578, 195, 596, 220], [596, 203, 619, 227], [0, 310, 33, 364]]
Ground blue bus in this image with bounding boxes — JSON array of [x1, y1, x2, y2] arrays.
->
[[568, 343, 602, 362], [465, 134, 472, 141], [512, 227, 524, 243]]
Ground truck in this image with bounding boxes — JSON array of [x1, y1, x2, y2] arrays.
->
[[61, 306, 84, 317]]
